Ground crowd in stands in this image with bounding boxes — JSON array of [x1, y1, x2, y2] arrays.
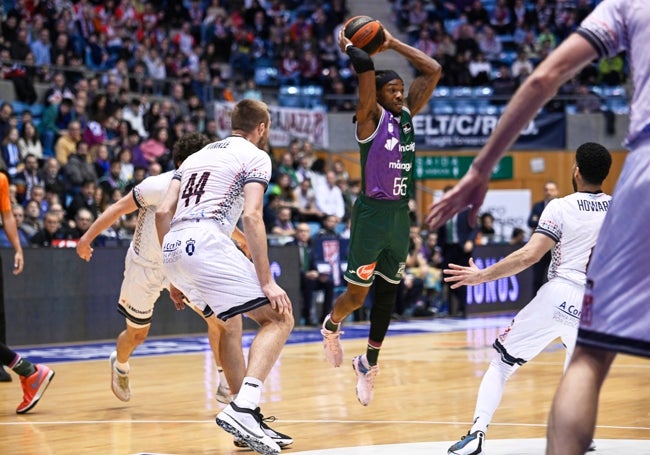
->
[[390, 0, 625, 112]]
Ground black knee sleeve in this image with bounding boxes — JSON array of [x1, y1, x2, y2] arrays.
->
[[368, 278, 399, 344]]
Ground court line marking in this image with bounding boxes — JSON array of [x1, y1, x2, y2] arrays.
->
[[1, 418, 649, 432]]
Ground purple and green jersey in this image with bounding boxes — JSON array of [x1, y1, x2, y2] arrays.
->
[[357, 106, 415, 201]]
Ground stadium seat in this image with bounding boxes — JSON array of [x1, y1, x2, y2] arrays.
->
[[254, 66, 279, 87], [430, 100, 454, 114], [278, 85, 302, 108], [432, 86, 450, 98], [301, 85, 325, 109]]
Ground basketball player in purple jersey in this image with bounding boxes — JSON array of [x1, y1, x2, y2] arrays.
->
[[320, 23, 441, 406], [423, 0, 650, 452]]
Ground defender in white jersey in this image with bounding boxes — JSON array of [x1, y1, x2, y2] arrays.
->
[[156, 99, 293, 455], [77, 133, 247, 403], [444, 143, 612, 455], [424, 1, 650, 452]]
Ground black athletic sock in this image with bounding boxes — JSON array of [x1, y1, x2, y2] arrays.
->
[[12, 357, 36, 377]]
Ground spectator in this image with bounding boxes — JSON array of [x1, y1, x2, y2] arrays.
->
[[468, 52, 492, 86], [139, 127, 171, 169], [0, 204, 30, 248], [18, 121, 43, 161], [68, 207, 95, 241], [117, 148, 134, 183], [270, 205, 297, 239], [280, 48, 301, 85], [29, 210, 70, 247], [1, 127, 22, 178], [21, 199, 43, 239], [62, 141, 98, 195], [98, 159, 126, 198], [313, 170, 345, 222], [445, 53, 473, 87], [147, 161, 163, 177], [26, 184, 48, 215], [277, 152, 299, 188], [66, 179, 100, 222], [437, 188, 479, 317], [476, 212, 497, 245], [314, 213, 340, 240], [528, 180, 559, 293], [466, 0, 491, 30], [455, 23, 480, 59], [93, 144, 111, 179], [509, 227, 526, 246], [406, 0, 429, 42], [54, 119, 82, 165], [490, 0, 513, 35], [122, 98, 147, 138], [43, 72, 74, 108], [394, 226, 429, 319], [30, 28, 52, 66], [598, 53, 625, 86], [0, 103, 14, 144], [9, 28, 31, 61], [478, 26, 503, 63], [40, 158, 66, 203], [511, 50, 534, 80], [290, 222, 334, 326], [537, 25, 557, 52], [13, 154, 44, 205], [413, 28, 437, 62], [293, 178, 324, 222]]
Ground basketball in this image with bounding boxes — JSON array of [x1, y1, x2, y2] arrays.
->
[[344, 15, 385, 55]]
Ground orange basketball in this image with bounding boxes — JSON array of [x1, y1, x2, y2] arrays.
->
[[344, 15, 385, 55]]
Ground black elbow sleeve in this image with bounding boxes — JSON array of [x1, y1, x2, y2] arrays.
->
[[346, 46, 375, 74]]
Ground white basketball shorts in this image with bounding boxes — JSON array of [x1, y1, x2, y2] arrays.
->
[[494, 278, 585, 366], [118, 247, 169, 328], [161, 221, 269, 321]]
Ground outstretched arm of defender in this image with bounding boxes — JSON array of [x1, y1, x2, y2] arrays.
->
[[77, 192, 138, 262], [444, 233, 555, 289]]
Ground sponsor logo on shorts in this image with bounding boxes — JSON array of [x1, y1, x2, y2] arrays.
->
[[163, 240, 182, 252], [553, 301, 581, 328], [163, 240, 182, 264], [185, 238, 196, 256], [355, 262, 377, 281]]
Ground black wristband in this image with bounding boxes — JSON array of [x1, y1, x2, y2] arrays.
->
[[346, 45, 374, 74]]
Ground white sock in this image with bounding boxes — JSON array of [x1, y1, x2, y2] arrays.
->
[[115, 359, 130, 374], [470, 359, 515, 434], [234, 376, 263, 409]]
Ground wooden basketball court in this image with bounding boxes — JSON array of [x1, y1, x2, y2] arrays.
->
[[1, 317, 649, 454]]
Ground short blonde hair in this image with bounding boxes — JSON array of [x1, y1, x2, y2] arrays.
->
[[231, 99, 270, 133]]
